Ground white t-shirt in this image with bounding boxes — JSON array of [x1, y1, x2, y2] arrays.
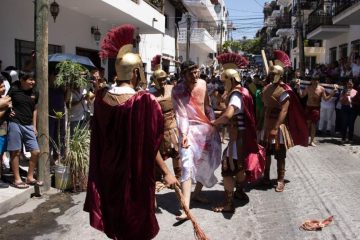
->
[[320, 89, 336, 109], [108, 86, 135, 95], [351, 63, 360, 77], [226, 92, 245, 159]]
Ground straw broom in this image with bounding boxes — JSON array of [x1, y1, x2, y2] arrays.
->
[[173, 184, 209, 240]]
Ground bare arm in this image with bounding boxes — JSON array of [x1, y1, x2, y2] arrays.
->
[[275, 99, 289, 130], [212, 105, 235, 126], [155, 151, 179, 186]]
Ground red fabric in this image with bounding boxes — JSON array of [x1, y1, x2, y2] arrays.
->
[[305, 106, 320, 123], [84, 89, 164, 240], [233, 87, 265, 182], [281, 84, 309, 147]]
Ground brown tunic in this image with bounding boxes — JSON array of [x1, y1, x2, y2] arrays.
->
[[152, 85, 179, 158], [262, 84, 294, 150]]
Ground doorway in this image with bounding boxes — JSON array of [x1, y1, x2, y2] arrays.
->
[[76, 47, 100, 69]]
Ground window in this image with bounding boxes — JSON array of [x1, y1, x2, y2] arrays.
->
[[329, 47, 337, 64], [165, 14, 169, 29], [351, 39, 360, 58], [15, 39, 62, 70], [305, 56, 316, 70], [339, 43, 348, 59]]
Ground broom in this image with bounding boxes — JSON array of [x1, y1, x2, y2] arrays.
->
[[173, 184, 209, 240]]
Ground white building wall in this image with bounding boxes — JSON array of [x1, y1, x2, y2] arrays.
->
[[0, 0, 111, 70], [324, 25, 360, 63]]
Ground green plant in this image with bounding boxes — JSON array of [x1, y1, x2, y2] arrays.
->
[[64, 124, 90, 191], [54, 61, 88, 160], [54, 61, 89, 191]]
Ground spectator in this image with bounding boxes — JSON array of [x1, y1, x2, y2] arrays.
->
[[318, 77, 338, 135], [7, 71, 42, 188], [48, 71, 65, 163], [0, 73, 11, 188], [340, 78, 358, 143], [349, 48, 360, 78], [66, 86, 89, 136]]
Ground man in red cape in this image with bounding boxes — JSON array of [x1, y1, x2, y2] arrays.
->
[[211, 67, 265, 213], [84, 24, 177, 240], [260, 65, 308, 192]]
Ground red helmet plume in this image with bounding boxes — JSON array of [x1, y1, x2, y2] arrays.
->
[[99, 24, 135, 59]]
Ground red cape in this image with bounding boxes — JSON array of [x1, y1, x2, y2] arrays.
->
[[281, 84, 309, 147], [84, 89, 164, 240], [234, 87, 266, 182]]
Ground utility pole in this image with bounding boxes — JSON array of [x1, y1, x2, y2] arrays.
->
[[186, 14, 191, 61], [35, 0, 50, 191], [296, 0, 305, 76], [219, 20, 224, 54]]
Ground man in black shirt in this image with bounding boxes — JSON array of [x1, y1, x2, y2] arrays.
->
[[7, 72, 42, 188]]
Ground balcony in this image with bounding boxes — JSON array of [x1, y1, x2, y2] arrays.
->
[[178, 28, 217, 52], [143, 0, 164, 13], [306, 3, 349, 40], [182, 0, 218, 25], [276, 15, 292, 29], [333, 0, 360, 25], [58, 0, 165, 34]]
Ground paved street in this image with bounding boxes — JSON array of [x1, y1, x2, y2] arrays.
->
[[0, 137, 359, 240]]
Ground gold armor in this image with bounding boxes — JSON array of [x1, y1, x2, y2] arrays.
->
[[115, 44, 146, 85]]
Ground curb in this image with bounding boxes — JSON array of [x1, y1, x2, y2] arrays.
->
[[0, 186, 34, 215]]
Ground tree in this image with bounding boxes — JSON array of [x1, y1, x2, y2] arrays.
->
[[222, 40, 241, 52], [222, 38, 262, 54]]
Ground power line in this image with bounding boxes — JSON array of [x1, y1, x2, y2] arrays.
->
[[252, 0, 264, 8]]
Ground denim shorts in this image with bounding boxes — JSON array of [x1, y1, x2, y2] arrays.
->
[[7, 122, 39, 152], [0, 135, 7, 155]]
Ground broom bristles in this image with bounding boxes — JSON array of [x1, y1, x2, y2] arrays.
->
[[174, 185, 209, 240]]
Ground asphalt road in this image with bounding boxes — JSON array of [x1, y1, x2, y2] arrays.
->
[[0, 137, 359, 240]]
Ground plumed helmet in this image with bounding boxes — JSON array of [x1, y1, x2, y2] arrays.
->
[[217, 53, 246, 91], [270, 64, 284, 83], [99, 24, 145, 85], [151, 55, 167, 89]]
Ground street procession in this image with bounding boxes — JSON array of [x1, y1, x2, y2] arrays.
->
[[0, 0, 360, 240]]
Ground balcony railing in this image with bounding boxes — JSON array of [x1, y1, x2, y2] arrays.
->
[[276, 15, 292, 29], [332, 0, 360, 16], [144, 0, 164, 13], [178, 28, 217, 51], [306, 3, 333, 34]]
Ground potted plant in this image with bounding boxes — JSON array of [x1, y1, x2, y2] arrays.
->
[[52, 60, 89, 191]]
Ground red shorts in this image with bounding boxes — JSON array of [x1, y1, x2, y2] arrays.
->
[[305, 106, 320, 123]]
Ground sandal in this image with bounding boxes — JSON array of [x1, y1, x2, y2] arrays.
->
[[26, 179, 44, 186], [275, 181, 285, 192], [12, 181, 29, 189]]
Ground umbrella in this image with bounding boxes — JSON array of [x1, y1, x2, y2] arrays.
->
[[48, 53, 97, 70]]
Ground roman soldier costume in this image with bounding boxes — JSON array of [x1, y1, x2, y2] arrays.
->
[[84, 24, 164, 240], [150, 55, 181, 179], [261, 64, 308, 192], [212, 53, 265, 212]]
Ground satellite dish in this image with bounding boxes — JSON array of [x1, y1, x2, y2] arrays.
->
[[214, 4, 221, 14]]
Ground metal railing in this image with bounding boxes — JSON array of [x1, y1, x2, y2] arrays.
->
[[306, 3, 333, 34], [332, 0, 360, 16]]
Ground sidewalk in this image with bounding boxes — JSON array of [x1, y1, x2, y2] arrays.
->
[[0, 185, 35, 215]]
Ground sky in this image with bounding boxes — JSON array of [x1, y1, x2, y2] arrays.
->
[[224, 0, 268, 40]]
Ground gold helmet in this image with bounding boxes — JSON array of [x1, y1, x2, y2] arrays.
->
[[151, 55, 167, 89], [99, 24, 145, 86], [270, 64, 284, 83]]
